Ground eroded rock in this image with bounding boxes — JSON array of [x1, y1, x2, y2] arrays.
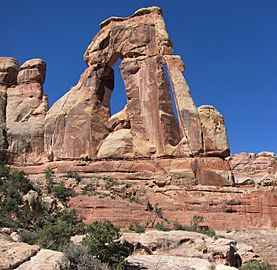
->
[[198, 105, 230, 157], [6, 58, 48, 164]]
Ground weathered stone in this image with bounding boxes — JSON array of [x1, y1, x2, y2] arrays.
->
[[127, 255, 212, 270], [17, 58, 46, 84], [6, 58, 48, 164], [85, 7, 172, 66], [17, 249, 67, 270], [229, 152, 277, 185], [97, 129, 133, 158], [44, 64, 113, 160], [120, 56, 180, 157], [164, 55, 203, 156], [192, 157, 234, 186], [0, 57, 19, 86], [123, 230, 244, 267], [106, 105, 130, 131], [198, 105, 230, 157], [0, 238, 40, 270]]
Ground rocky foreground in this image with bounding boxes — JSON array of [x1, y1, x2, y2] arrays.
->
[[2, 228, 277, 270]]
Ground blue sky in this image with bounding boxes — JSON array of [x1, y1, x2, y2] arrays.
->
[[1, 0, 276, 154]]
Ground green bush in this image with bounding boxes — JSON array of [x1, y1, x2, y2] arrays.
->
[[82, 221, 133, 269], [52, 182, 75, 203], [129, 221, 145, 233], [44, 167, 54, 193], [240, 260, 275, 270], [102, 176, 119, 189], [19, 230, 38, 245], [37, 220, 74, 251], [37, 209, 82, 251], [0, 165, 37, 228]]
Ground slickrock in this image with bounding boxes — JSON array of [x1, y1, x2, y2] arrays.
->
[[127, 255, 212, 270], [6, 58, 48, 164], [0, 237, 66, 270], [123, 230, 245, 265], [0, 238, 40, 270], [16, 249, 67, 270]]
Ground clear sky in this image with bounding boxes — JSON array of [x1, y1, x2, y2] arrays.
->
[[1, 0, 276, 154]]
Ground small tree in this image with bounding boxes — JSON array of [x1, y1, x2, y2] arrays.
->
[[82, 221, 133, 269], [44, 168, 54, 193], [52, 182, 75, 204]]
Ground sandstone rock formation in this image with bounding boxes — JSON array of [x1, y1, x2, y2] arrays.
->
[[0, 237, 66, 270], [0, 7, 231, 172], [44, 6, 230, 160], [0, 58, 19, 160], [198, 105, 230, 157], [1, 58, 48, 164]]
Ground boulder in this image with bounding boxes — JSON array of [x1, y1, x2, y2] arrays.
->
[[97, 129, 133, 158], [198, 105, 230, 157], [0, 238, 40, 270], [107, 105, 130, 131], [17, 249, 67, 270]]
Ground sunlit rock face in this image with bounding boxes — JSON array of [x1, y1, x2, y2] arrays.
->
[[0, 7, 232, 187], [45, 6, 230, 161]]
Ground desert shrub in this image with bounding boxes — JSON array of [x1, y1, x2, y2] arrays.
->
[[65, 171, 82, 183], [239, 260, 275, 270], [155, 222, 170, 231], [19, 230, 38, 245], [82, 221, 133, 269], [145, 201, 164, 228], [0, 165, 37, 228], [64, 244, 109, 270], [81, 183, 98, 196], [129, 221, 145, 233], [172, 217, 216, 237], [52, 182, 75, 203], [37, 220, 74, 251], [102, 176, 119, 189], [191, 215, 204, 230]]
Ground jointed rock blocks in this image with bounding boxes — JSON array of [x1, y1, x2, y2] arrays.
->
[[0, 58, 48, 163], [1, 7, 273, 191], [44, 6, 229, 160]]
